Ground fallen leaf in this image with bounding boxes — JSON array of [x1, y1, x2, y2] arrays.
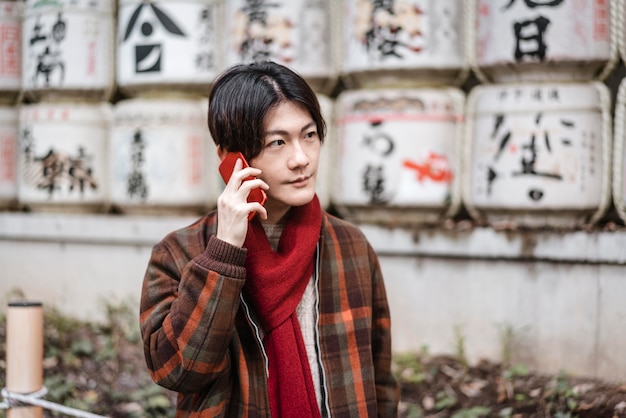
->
[[422, 395, 435, 411], [459, 379, 488, 397]]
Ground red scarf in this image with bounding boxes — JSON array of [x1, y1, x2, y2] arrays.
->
[[243, 195, 323, 418]]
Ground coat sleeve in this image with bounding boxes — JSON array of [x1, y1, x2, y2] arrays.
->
[[367, 242, 400, 417], [139, 234, 247, 393]]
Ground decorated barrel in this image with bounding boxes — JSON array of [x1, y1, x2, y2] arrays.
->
[[612, 78, 626, 223], [473, 0, 616, 83], [22, 0, 115, 102], [223, 0, 338, 94], [117, 0, 221, 96], [0, 1, 23, 104], [463, 82, 612, 229], [341, 0, 467, 88], [110, 98, 216, 214], [0, 105, 18, 208], [17, 102, 112, 211], [332, 87, 464, 225]]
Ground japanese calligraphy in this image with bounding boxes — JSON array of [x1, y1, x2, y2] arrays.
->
[[502, 0, 564, 10], [20, 127, 98, 198], [361, 124, 394, 203], [353, 0, 425, 61], [196, 7, 215, 70], [473, 85, 601, 205], [28, 13, 67, 87], [232, 0, 289, 63], [500, 0, 566, 63], [126, 130, 149, 200]]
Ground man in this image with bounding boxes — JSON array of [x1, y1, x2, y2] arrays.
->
[[140, 61, 399, 417]]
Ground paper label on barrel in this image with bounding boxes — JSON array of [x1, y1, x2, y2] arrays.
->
[[469, 84, 605, 209], [224, 0, 331, 79], [477, 0, 610, 67], [110, 101, 211, 205], [334, 90, 460, 207], [343, 0, 463, 73], [18, 105, 109, 203], [22, 3, 113, 91], [117, 1, 219, 86]]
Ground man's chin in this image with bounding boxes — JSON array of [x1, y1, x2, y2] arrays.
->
[[287, 189, 317, 207]]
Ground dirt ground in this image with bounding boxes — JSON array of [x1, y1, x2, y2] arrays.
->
[[395, 353, 626, 418], [1, 305, 626, 418]]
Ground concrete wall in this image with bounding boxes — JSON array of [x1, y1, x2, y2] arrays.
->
[[1, 212, 625, 382]]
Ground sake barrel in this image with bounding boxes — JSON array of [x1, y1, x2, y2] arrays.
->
[[0, 1, 23, 104], [464, 82, 612, 229], [22, 0, 115, 102], [341, 0, 467, 89], [117, 0, 221, 96], [612, 77, 626, 223], [223, 0, 338, 94], [110, 98, 216, 215], [332, 87, 464, 225], [17, 102, 112, 212], [0, 105, 18, 208], [473, 0, 615, 83]]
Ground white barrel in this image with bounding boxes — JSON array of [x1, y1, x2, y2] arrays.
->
[[464, 82, 612, 229], [341, 0, 467, 88], [117, 0, 221, 96], [473, 0, 615, 83], [317, 94, 333, 209], [0, 105, 18, 207], [0, 1, 23, 104], [18, 102, 111, 211], [332, 87, 464, 225], [110, 98, 216, 214], [22, 0, 115, 102], [613, 77, 626, 223], [223, 0, 338, 94]]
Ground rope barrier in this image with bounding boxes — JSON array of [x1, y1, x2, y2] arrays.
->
[[0, 387, 109, 418]]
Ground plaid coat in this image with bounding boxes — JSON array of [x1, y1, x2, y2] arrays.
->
[[140, 210, 399, 417]]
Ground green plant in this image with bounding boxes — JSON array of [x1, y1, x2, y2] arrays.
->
[[451, 406, 491, 418], [434, 388, 457, 411], [394, 352, 427, 384], [402, 403, 424, 418], [496, 322, 529, 367], [452, 325, 468, 367], [545, 371, 579, 416], [502, 363, 529, 380]]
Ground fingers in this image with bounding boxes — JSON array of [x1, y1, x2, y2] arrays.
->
[[220, 158, 268, 218]]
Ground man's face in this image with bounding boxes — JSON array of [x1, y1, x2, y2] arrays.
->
[[249, 100, 321, 223]]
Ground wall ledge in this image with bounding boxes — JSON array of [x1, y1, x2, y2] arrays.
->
[[359, 224, 626, 264], [2, 212, 625, 264]]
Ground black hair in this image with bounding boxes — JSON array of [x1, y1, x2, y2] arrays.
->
[[207, 61, 326, 161]]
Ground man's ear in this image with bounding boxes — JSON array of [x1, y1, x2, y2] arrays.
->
[[217, 146, 228, 162]]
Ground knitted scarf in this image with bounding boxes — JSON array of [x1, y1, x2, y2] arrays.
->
[[243, 195, 323, 418]]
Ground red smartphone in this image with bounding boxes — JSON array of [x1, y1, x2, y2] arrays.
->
[[218, 152, 267, 214]]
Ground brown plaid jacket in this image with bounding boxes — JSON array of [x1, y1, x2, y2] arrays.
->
[[140, 210, 399, 417]]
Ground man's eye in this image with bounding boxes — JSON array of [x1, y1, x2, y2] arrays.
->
[[268, 139, 285, 147], [305, 131, 317, 139]]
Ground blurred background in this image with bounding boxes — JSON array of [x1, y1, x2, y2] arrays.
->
[[1, 0, 626, 401]]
